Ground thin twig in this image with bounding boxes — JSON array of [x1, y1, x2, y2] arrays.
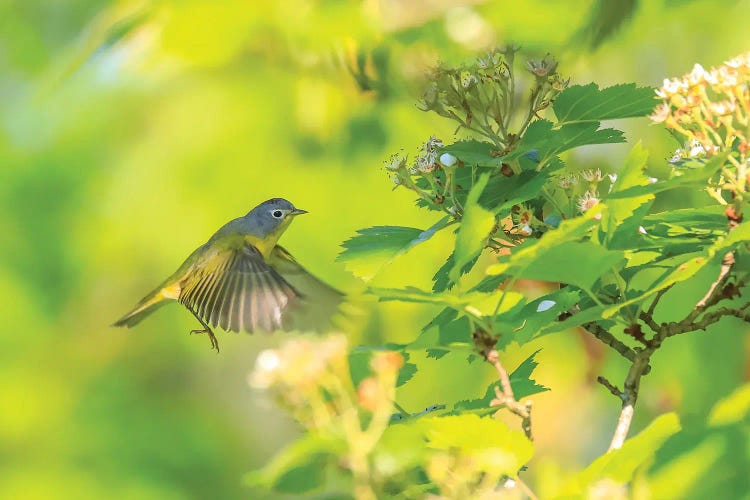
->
[[583, 322, 652, 375], [596, 376, 624, 400], [582, 322, 636, 362], [694, 250, 735, 311], [647, 285, 673, 317], [638, 311, 661, 334], [485, 349, 534, 441]]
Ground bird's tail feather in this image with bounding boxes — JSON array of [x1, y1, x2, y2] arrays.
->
[[112, 288, 171, 328]]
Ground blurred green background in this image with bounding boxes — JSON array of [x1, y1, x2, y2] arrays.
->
[[2, 1, 749, 498]]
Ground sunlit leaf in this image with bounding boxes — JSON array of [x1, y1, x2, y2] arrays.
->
[[553, 83, 657, 123], [708, 383, 750, 426], [557, 413, 681, 496], [450, 173, 495, 283], [421, 414, 533, 475], [338, 217, 451, 280]]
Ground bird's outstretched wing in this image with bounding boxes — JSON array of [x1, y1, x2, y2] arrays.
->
[[269, 245, 345, 332], [178, 240, 301, 333]]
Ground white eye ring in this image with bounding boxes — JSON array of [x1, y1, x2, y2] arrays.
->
[[271, 210, 284, 219]]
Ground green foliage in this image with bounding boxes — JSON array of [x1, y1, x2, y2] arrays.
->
[[8, 1, 749, 498], [321, 45, 750, 498], [450, 173, 495, 283], [338, 218, 451, 280], [552, 83, 658, 123]]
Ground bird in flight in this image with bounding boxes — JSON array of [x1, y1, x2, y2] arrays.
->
[[113, 198, 343, 351]]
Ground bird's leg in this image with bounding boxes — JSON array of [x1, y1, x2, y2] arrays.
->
[[185, 306, 220, 353]]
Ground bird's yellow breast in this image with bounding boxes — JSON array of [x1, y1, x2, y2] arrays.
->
[[244, 216, 295, 259]]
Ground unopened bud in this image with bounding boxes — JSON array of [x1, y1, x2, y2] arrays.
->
[[440, 153, 457, 167]]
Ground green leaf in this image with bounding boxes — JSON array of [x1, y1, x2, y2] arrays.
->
[[606, 150, 730, 200], [453, 350, 549, 414], [432, 252, 478, 293], [553, 83, 657, 123], [708, 383, 750, 426], [509, 119, 626, 162], [338, 217, 451, 280], [558, 413, 681, 496], [372, 422, 429, 474], [488, 208, 602, 275], [602, 220, 750, 318], [602, 142, 655, 247], [421, 414, 533, 475], [646, 391, 750, 500], [440, 140, 498, 166], [369, 286, 486, 307], [497, 288, 583, 344], [604, 142, 653, 229], [489, 239, 624, 292], [450, 173, 495, 283], [245, 433, 344, 494], [482, 170, 555, 213], [577, 0, 639, 48]]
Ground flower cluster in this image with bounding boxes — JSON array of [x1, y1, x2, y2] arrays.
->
[[652, 53, 750, 159], [250, 335, 405, 497], [552, 168, 615, 216], [417, 47, 568, 152], [250, 335, 402, 428], [385, 136, 464, 216]]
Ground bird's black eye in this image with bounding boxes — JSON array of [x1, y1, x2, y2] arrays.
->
[[272, 210, 283, 219]]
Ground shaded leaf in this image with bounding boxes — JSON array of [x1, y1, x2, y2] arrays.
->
[[557, 413, 681, 496], [245, 434, 343, 494], [440, 140, 498, 166]]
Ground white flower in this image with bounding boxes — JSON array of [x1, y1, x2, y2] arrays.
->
[[638, 226, 648, 235], [249, 349, 281, 389], [384, 153, 406, 172], [608, 173, 618, 184], [558, 174, 579, 188], [581, 168, 603, 182], [710, 100, 735, 115], [577, 190, 599, 213], [669, 149, 683, 163], [687, 63, 707, 86], [689, 140, 706, 157]]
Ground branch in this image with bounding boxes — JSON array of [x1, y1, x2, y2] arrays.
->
[[583, 322, 652, 375], [596, 376, 624, 400], [603, 300, 750, 451], [694, 250, 735, 311], [485, 349, 534, 441], [608, 350, 650, 450]]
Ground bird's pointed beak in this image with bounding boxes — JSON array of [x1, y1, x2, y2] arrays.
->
[[291, 208, 308, 216]]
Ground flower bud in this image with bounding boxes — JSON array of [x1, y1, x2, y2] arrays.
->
[[439, 153, 457, 167]]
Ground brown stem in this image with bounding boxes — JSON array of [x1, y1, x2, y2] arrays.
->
[[485, 349, 534, 441]]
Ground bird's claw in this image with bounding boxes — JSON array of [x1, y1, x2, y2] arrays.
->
[[190, 328, 220, 353]]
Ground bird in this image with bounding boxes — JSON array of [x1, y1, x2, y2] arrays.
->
[[113, 198, 343, 352]]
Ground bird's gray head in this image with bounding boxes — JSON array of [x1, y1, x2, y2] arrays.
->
[[245, 198, 308, 237]]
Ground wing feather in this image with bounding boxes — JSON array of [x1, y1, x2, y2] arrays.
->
[[179, 241, 300, 333]]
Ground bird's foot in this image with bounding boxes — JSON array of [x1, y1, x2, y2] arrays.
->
[[190, 327, 220, 353]]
